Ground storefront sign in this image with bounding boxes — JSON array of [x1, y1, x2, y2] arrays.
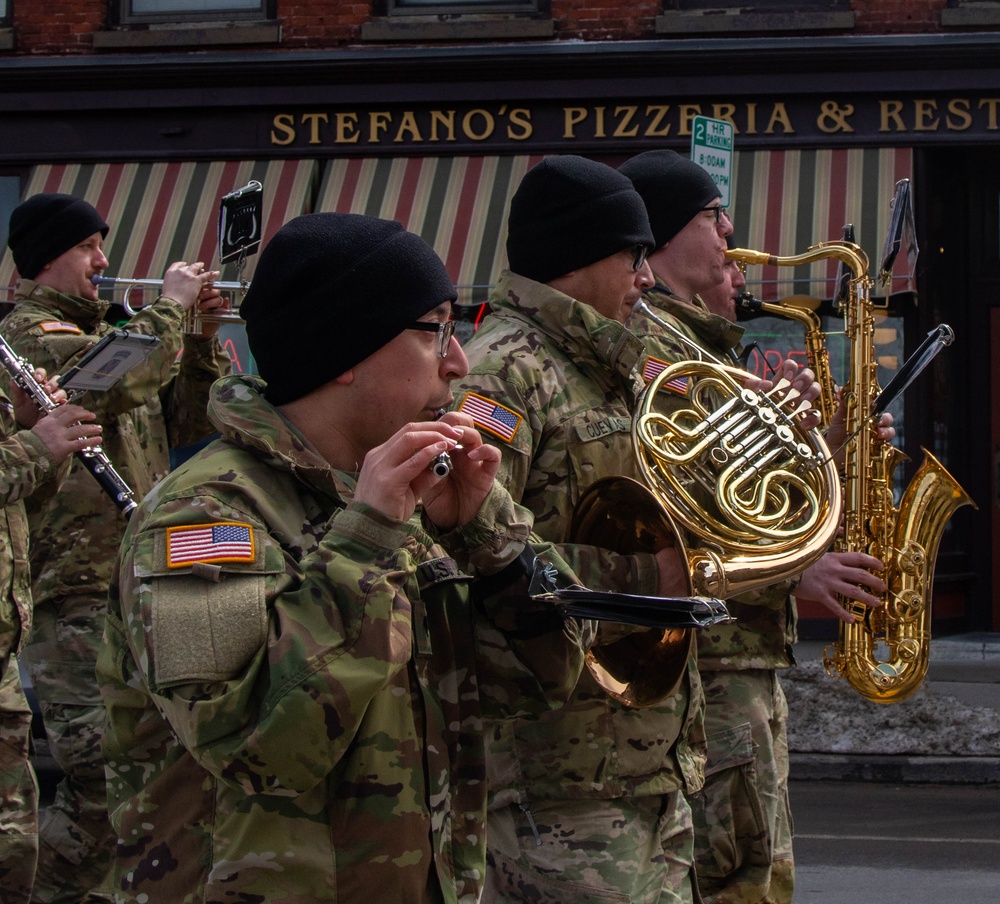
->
[[267, 95, 1000, 153]]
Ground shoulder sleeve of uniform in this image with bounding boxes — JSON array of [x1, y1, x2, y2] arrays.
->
[[455, 389, 526, 448], [5, 318, 94, 374], [131, 519, 283, 689]]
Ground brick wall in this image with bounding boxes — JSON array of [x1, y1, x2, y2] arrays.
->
[[852, 0, 949, 34], [0, 1, 989, 56], [14, 0, 106, 54]]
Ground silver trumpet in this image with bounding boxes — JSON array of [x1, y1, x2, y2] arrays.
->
[[91, 274, 248, 332]]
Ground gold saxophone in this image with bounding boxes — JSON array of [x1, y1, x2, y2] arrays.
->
[[734, 292, 837, 429], [728, 241, 976, 703]]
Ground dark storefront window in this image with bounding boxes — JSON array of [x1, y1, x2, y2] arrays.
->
[[943, 0, 1000, 27], [365, 0, 551, 39], [379, 0, 543, 12], [118, 0, 272, 24], [657, 0, 854, 33], [0, 1, 8, 26], [665, 0, 850, 8]]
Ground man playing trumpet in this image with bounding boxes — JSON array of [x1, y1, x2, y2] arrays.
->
[[3, 192, 231, 902]]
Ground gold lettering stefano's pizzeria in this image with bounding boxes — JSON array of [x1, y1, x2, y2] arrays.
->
[[270, 97, 1000, 148]]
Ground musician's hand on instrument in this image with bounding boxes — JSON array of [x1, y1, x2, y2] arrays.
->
[[826, 388, 896, 466], [9, 368, 66, 427], [353, 419, 469, 525], [874, 410, 896, 443], [654, 545, 691, 599], [40, 373, 68, 406], [161, 261, 219, 313], [794, 551, 886, 623], [744, 360, 822, 429], [825, 386, 849, 452], [31, 403, 102, 464], [421, 412, 501, 531], [193, 287, 226, 339]]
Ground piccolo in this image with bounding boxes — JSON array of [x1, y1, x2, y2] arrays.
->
[[430, 446, 463, 478], [0, 333, 137, 518], [430, 407, 462, 477]]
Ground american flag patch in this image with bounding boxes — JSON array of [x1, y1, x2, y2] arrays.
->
[[166, 522, 255, 568], [40, 321, 82, 334], [642, 355, 669, 384], [642, 357, 689, 395], [458, 392, 522, 442]]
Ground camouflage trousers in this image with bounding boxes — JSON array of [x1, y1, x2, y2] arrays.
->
[[483, 792, 702, 903], [689, 669, 793, 904], [0, 653, 38, 903], [21, 594, 115, 904]]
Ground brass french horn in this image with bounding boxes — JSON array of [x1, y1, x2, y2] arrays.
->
[[570, 307, 844, 707]]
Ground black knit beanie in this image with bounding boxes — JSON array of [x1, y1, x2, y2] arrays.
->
[[506, 155, 654, 284], [8, 193, 109, 279], [241, 213, 457, 405], [619, 150, 722, 250]]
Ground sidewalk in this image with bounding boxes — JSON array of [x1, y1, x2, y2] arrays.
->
[[787, 633, 1000, 784]]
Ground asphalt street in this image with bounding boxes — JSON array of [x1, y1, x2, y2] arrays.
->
[[791, 780, 1000, 902]]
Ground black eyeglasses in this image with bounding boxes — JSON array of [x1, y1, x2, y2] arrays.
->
[[406, 320, 457, 357], [631, 244, 649, 272], [699, 206, 731, 225]]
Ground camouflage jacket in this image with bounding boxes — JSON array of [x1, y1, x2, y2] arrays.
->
[[98, 373, 589, 904], [0, 388, 59, 667], [629, 281, 797, 671], [455, 270, 706, 802], [2, 281, 231, 605]]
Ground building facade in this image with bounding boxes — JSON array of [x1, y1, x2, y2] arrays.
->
[[0, 0, 997, 637]]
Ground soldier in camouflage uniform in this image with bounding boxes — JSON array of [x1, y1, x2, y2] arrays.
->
[[620, 150, 890, 904], [454, 156, 708, 904], [96, 212, 658, 902], [3, 193, 232, 902], [0, 368, 102, 902]]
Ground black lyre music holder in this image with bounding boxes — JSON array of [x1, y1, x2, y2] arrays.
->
[[879, 178, 918, 286], [218, 180, 263, 286]]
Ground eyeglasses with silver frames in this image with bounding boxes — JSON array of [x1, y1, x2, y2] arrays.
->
[[406, 320, 457, 357]]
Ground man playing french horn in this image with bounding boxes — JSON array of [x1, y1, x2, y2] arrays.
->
[[621, 149, 894, 904], [2, 193, 231, 902], [455, 155, 835, 904]]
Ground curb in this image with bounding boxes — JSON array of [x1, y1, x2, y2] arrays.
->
[[790, 753, 1000, 784]]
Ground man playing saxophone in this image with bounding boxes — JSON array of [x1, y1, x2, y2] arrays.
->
[[3, 193, 232, 902], [620, 149, 892, 904]]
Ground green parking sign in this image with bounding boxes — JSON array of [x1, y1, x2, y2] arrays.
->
[[691, 116, 734, 207]]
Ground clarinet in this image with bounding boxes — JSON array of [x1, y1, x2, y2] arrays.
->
[[0, 332, 137, 518]]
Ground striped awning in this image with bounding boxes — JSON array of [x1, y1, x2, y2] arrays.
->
[[316, 155, 544, 309], [0, 158, 318, 292], [729, 147, 914, 302], [315, 149, 914, 310]]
